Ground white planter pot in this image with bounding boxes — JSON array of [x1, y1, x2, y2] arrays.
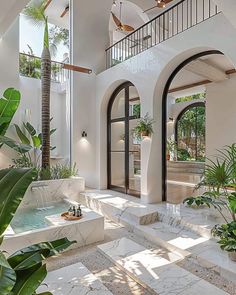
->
[[20, 177, 85, 209]]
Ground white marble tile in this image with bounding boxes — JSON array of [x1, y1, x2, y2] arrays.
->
[[98, 238, 229, 295], [79, 190, 159, 225], [2, 208, 104, 255], [37, 262, 112, 295]]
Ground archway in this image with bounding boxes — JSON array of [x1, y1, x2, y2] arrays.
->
[[107, 82, 141, 197], [161, 50, 236, 202], [174, 102, 205, 162]]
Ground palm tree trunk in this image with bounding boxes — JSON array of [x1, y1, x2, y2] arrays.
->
[[41, 47, 51, 169]]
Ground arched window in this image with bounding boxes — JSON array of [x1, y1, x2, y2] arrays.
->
[[175, 102, 205, 162], [107, 82, 141, 197]]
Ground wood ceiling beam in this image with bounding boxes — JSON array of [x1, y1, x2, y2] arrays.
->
[[168, 80, 211, 93], [44, 0, 52, 10], [169, 68, 236, 93], [63, 64, 92, 74]]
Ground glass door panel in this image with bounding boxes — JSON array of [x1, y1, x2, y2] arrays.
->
[[128, 118, 141, 196], [111, 89, 125, 120], [108, 83, 141, 197]]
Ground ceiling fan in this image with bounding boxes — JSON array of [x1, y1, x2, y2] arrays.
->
[[144, 0, 174, 13], [61, 4, 69, 18], [111, 2, 134, 32]]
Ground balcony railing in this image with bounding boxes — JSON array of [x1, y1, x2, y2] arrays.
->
[[106, 0, 220, 69], [19, 53, 68, 83]]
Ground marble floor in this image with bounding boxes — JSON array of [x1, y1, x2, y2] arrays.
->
[[46, 218, 236, 295]]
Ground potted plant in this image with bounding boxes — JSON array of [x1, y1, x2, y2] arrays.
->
[[212, 222, 236, 261], [132, 113, 155, 140], [167, 137, 177, 161], [183, 144, 236, 261]]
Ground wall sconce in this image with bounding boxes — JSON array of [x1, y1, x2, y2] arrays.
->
[[82, 131, 87, 138], [169, 117, 174, 122]]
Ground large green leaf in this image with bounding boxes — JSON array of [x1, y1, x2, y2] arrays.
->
[[32, 136, 41, 148], [10, 263, 47, 295], [10, 238, 76, 259], [23, 122, 36, 137], [8, 249, 50, 271], [0, 168, 36, 236], [229, 193, 236, 214], [0, 88, 20, 136], [14, 125, 31, 145], [0, 136, 32, 154], [0, 251, 16, 295]]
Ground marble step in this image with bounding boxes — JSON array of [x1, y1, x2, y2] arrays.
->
[[79, 190, 159, 225], [125, 220, 236, 285], [98, 238, 229, 295], [37, 262, 112, 295]]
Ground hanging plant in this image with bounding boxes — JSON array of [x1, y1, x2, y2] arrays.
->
[[132, 113, 155, 140]]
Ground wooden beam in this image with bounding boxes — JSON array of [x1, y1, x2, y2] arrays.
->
[[44, 0, 52, 10], [169, 68, 236, 93], [225, 69, 236, 75], [129, 97, 140, 102], [63, 64, 92, 74], [169, 80, 211, 93]]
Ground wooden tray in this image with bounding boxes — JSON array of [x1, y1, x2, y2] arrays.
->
[[61, 212, 83, 221]]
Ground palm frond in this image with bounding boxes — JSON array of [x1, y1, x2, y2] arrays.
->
[[23, 0, 46, 26]]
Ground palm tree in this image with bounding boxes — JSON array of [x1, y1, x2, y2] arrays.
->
[[24, 0, 51, 169]]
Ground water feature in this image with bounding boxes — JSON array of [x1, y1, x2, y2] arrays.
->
[[11, 201, 69, 234]]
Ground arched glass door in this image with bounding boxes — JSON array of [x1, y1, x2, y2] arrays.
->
[[107, 82, 141, 197], [175, 103, 206, 162]]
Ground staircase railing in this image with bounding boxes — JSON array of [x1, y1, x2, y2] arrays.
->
[[106, 0, 219, 69]]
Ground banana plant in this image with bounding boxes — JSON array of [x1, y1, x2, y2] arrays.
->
[[0, 168, 76, 295], [0, 121, 56, 167], [0, 88, 20, 137]]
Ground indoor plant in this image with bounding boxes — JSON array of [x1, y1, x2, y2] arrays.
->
[[132, 113, 155, 140], [0, 168, 75, 294], [166, 137, 177, 161], [184, 144, 236, 261]]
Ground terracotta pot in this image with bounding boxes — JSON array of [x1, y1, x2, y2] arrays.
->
[[228, 251, 236, 262], [166, 154, 170, 161], [141, 131, 149, 137]]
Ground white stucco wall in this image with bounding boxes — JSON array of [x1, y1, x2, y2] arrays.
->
[[206, 75, 236, 158], [95, 13, 236, 203]]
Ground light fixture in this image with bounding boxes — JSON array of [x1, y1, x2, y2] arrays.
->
[[113, 0, 117, 6], [169, 117, 174, 122], [82, 131, 87, 138]]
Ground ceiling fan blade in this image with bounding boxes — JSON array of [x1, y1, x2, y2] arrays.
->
[[111, 12, 122, 28], [44, 0, 52, 10], [61, 5, 69, 18], [122, 24, 135, 32], [157, 0, 174, 8]]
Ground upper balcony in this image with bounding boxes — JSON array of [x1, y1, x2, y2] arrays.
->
[[106, 0, 220, 69]]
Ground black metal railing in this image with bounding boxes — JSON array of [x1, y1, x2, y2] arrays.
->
[[19, 53, 69, 83], [106, 0, 219, 68]]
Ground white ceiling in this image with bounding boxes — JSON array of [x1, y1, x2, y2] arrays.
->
[[170, 54, 235, 98], [45, 0, 69, 29]]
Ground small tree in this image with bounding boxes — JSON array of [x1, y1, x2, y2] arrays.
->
[[24, 0, 51, 170]]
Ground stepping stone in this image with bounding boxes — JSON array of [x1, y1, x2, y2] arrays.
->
[[98, 237, 229, 295], [79, 190, 159, 225], [37, 262, 112, 295]]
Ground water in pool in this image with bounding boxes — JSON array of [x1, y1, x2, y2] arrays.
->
[[11, 201, 70, 234]]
